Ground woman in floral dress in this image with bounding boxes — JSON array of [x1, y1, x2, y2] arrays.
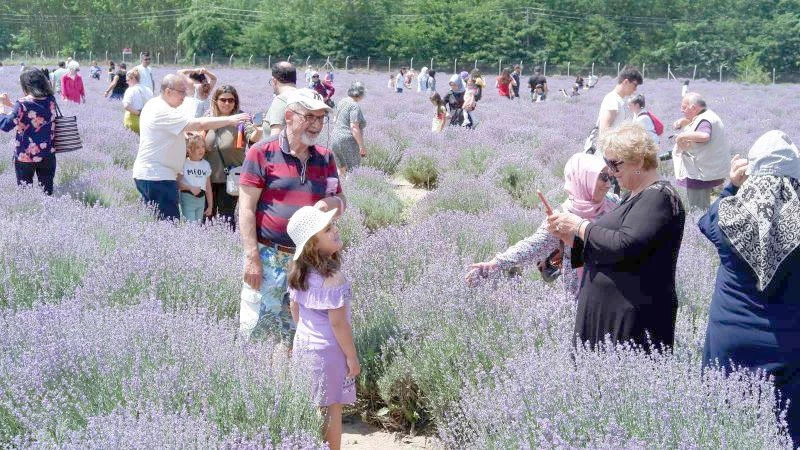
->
[[0, 68, 58, 195]]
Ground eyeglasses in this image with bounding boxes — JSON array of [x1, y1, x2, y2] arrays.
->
[[169, 88, 187, 97], [598, 172, 612, 182], [290, 110, 329, 125], [217, 97, 236, 104], [603, 157, 625, 173]]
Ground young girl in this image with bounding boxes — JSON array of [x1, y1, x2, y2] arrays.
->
[[495, 68, 516, 99], [178, 133, 213, 222], [387, 73, 396, 91], [287, 206, 359, 450], [430, 92, 447, 132], [462, 78, 477, 128]]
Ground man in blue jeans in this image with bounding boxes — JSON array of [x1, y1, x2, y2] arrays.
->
[[132, 73, 249, 220]]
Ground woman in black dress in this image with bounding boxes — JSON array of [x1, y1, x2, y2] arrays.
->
[[443, 74, 465, 127], [548, 123, 685, 350]]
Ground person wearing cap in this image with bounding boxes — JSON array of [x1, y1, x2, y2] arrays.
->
[[286, 205, 359, 450], [309, 71, 335, 107], [259, 61, 298, 140], [238, 87, 347, 344], [132, 74, 250, 221], [700, 130, 800, 444], [672, 92, 729, 211], [329, 81, 367, 176]]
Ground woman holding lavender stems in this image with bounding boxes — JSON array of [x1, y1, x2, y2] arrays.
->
[[466, 153, 615, 298], [548, 124, 685, 351], [329, 81, 367, 177], [700, 130, 800, 443], [0, 69, 57, 195]]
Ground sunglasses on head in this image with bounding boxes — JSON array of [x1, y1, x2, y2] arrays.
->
[[603, 156, 625, 172]]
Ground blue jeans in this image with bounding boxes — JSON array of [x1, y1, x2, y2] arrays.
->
[[239, 244, 296, 345], [180, 191, 206, 222], [134, 179, 179, 221]]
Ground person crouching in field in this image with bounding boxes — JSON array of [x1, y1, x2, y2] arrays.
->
[[287, 206, 359, 450]]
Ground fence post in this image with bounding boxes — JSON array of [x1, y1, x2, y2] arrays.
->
[[498, 59, 502, 75], [453, 58, 457, 74], [25, 51, 29, 60], [268, 55, 271, 68], [88, 50, 92, 62], [567, 61, 571, 77], [591, 62, 595, 77], [306, 56, 311, 67], [474, 59, 478, 69], [286, 55, 291, 63], [193, 54, 196, 66], [745, 66, 749, 82], [56, 50, 60, 60], [773, 67, 776, 84], [388, 57, 391, 73], [10, 51, 13, 61], [40, 50, 44, 61], [367, 56, 370, 71], [543, 61, 547, 76], [248, 55, 253, 67], [719, 64, 723, 82], [642, 63, 646, 78], [430, 57, 434, 70], [156, 52, 160, 65], [105, 50, 108, 61], [692, 65, 697, 81], [210, 53, 214, 66], [667, 64, 671, 80], [345, 56, 350, 70], [72, 51, 76, 60], [617, 62, 621, 77], [175, 51, 179, 65], [229, 54, 234, 66], [410, 57, 413, 70]]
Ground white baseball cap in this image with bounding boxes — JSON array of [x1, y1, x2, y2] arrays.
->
[[287, 206, 338, 261], [286, 88, 332, 112], [746, 130, 800, 178]]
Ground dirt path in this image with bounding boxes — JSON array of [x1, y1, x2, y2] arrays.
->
[[342, 416, 438, 449], [390, 176, 429, 204]]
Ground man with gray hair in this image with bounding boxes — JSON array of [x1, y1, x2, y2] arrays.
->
[[237, 88, 347, 344], [671, 92, 730, 210], [132, 74, 250, 220]]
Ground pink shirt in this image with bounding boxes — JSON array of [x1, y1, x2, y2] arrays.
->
[[61, 73, 85, 103]]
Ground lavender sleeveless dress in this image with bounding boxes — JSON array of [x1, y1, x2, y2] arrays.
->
[[289, 271, 356, 406]]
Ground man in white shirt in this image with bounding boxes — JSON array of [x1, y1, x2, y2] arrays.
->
[[628, 94, 658, 144], [132, 74, 249, 220], [596, 66, 643, 136], [133, 52, 155, 93]]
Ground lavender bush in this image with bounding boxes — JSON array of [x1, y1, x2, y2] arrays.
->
[[1, 66, 799, 447]]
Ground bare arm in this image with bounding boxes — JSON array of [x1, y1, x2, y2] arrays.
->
[[598, 109, 617, 132], [204, 176, 214, 216], [350, 123, 364, 149], [104, 75, 119, 96], [329, 306, 359, 378], [124, 104, 141, 115], [183, 113, 249, 132], [239, 185, 264, 289], [202, 68, 218, 91]]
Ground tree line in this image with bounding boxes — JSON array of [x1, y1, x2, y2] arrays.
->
[[2, 0, 799, 78]]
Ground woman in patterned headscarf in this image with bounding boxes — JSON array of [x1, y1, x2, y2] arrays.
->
[[700, 130, 800, 444]]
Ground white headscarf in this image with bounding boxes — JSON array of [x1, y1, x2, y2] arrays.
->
[[449, 74, 465, 93], [718, 130, 800, 291]]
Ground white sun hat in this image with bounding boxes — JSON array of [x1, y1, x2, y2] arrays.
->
[[287, 206, 338, 261]]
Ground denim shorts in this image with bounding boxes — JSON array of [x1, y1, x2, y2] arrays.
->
[[239, 244, 296, 345]]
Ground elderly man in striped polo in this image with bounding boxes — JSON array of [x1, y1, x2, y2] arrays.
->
[[238, 88, 347, 344]]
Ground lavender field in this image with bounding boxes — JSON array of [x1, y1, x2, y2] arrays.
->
[[1, 66, 799, 448]]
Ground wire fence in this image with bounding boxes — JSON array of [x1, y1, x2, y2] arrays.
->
[[2, 50, 797, 84]]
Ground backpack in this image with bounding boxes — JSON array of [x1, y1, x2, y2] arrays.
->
[[640, 111, 664, 136]]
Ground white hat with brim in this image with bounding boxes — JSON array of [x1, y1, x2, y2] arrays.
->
[[287, 206, 338, 261], [286, 88, 332, 112]]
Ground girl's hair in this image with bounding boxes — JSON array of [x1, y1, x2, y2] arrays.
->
[[126, 68, 141, 82], [430, 92, 444, 106], [211, 85, 240, 116], [499, 68, 512, 82], [185, 132, 205, 155], [20, 68, 54, 98], [287, 234, 342, 291], [428, 69, 435, 77]]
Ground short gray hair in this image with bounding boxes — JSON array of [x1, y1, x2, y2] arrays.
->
[[684, 92, 706, 108], [348, 81, 366, 98], [161, 74, 185, 94]]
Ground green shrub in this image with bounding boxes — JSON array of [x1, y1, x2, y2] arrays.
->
[[453, 147, 495, 176], [735, 54, 771, 84], [344, 170, 405, 231], [498, 164, 540, 209], [402, 155, 439, 189]]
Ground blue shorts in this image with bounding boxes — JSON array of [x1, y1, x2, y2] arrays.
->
[[134, 179, 179, 221], [239, 244, 296, 345]]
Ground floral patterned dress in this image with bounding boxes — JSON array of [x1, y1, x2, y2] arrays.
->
[[0, 95, 56, 163]]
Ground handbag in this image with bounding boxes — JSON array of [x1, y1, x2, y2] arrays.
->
[[52, 100, 82, 153], [536, 245, 564, 283], [215, 130, 243, 196]]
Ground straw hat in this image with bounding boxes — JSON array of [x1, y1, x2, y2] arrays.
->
[[286, 206, 338, 261]]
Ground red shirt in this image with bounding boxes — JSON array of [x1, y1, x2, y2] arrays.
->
[[496, 76, 511, 97], [239, 132, 342, 246]]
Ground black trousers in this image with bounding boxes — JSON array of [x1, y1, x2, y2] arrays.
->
[[208, 182, 239, 230], [15, 153, 56, 195]]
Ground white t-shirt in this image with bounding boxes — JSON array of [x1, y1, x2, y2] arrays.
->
[[633, 110, 659, 144], [395, 73, 404, 89], [134, 64, 155, 92], [132, 96, 190, 181], [182, 158, 212, 190], [596, 90, 627, 129], [177, 86, 209, 119], [122, 85, 154, 111]]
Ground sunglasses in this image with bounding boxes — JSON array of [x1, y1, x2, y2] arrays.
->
[[603, 157, 625, 173], [217, 97, 236, 104], [598, 172, 612, 182]]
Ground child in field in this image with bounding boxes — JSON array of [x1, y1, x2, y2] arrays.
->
[[387, 73, 396, 91], [533, 84, 545, 102], [462, 78, 477, 128], [430, 92, 447, 132], [287, 206, 359, 450], [178, 133, 213, 222]]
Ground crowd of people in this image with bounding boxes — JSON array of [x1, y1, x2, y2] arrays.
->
[[0, 57, 798, 448]]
